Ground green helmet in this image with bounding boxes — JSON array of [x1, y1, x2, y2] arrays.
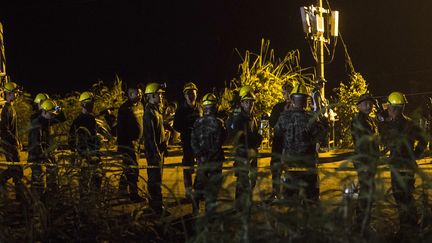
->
[[79, 91, 94, 102], [34, 93, 50, 104], [144, 83, 166, 94], [202, 93, 217, 106], [239, 86, 255, 101]]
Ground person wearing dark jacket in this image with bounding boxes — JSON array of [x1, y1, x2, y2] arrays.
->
[[69, 91, 101, 196], [351, 93, 380, 232], [28, 99, 66, 199], [173, 82, 202, 199], [0, 82, 24, 202], [380, 91, 427, 235], [143, 82, 167, 214], [117, 85, 145, 202], [268, 83, 291, 200], [229, 86, 262, 209], [191, 93, 226, 215]]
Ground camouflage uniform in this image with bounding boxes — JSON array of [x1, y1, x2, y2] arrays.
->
[[229, 109, 262, 205], [144, 102, 166, 213], [191, 111, 226, 213], [0, 102, 24, 201], [351, 112, 380, 226], [269, 101, 286, 196], [380, 115, 427, 228], [274, 108, 324, 202]]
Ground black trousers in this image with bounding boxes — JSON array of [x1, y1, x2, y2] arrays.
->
[[354, 160, 377, 227], [182, 143, 195, 195], [118, 143, 139, 195], [147, 160, 163, 212], [234, 154, 257, 209], [0, 146, 24, 201], [282, 170, 319, 203], [193, 161, 222, 214], [31, 158, 58, 199], [391, 170, 417, 228], [270, 149, 282, 195]]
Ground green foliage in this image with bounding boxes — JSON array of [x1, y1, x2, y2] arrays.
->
[[334, 72, 369, 147], [221, 39, 314, 117]]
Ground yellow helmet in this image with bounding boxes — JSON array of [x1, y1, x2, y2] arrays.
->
[[183, 82, 198, 93], [41, 99, 60, 114], [34, 93, 50, 104], [79, 91, 94, 102], [202, 93, 217, 106], [239, 86, 255, 101], [290, 83, 309, 97], [144, 83, 166, 94], [388, 91, 407, 105], [4, 82, 18, 92]]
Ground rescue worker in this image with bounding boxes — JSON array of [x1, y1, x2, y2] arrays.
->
[[268, 83, 292, 200], [173, 82, 202, 200], [28, 99, 66, 199], [351, 93, 380, 231], [380, 91, 427, 234], [275, 83, 324, 204], [32, 93, 50, 119], [229, 86, 262, 209], [0, 82, 24, 202], [68, 91, 102, 197], [143, 82, 167, 214], [191, 93, 226, 215], [117, 85, 145, 202], [311, 79, 326, 112]]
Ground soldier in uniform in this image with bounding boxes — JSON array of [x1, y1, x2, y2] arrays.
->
[[143, 83, 167, 214], [275, 83, 324, 204], [117, 85, 145, 202], [268, 83, 292, 200], [68, 91, 102, 196], [0, 82, 24, 202], [173, 82, 202, 200], [380, 91, 427, 233], [28, 99, 66, 199], [229, 86, 262, 208], [351, 93, 380, 231], [191, 93, 226, 215]]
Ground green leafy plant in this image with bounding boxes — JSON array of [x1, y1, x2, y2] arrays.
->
[[333, 72, 369, 147]]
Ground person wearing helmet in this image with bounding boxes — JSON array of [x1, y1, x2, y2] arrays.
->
[[143, 82, 167, 215], [68, 91, 102, 197], [28, 99, 66, 199], [173, 82, 202, 201], [229, 86, 262, 210], [380, 91, 427, 234], [351, 93, 380, 232], [274, 83, 325, 204], [268, 82, 292, 201], [311, 79, 326, 112], [33, 92, 50, 110], [190, 93, 226, 216], [117, 85, 145, 203], [0, 82, 25, 203]]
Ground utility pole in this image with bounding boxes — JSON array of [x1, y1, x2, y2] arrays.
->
[[0, 22, 6, 82], [300, 1, 339, 98], [316, 0, 325, 87]]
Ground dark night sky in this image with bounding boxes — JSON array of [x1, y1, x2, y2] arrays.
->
[[1, 0, 432, 101]]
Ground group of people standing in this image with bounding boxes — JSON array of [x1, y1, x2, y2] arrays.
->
[[0, 80, 429, 234]]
